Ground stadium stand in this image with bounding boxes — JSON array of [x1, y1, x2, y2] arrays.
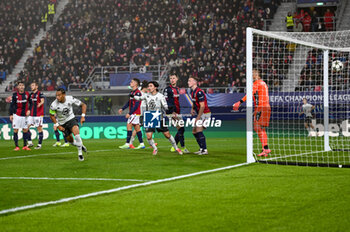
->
[[5, 0, 281, 92], [0, 0, 55, 81]]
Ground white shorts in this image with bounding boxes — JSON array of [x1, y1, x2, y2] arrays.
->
[[198, 113, 211, 128], [166, 113, 184, 127], [28, 116, 43, 128], [12, 114, 29, 129], [127, 114, 140, 125]]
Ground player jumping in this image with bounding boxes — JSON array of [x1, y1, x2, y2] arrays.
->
[[49, 88, 87, 161], [188, 76, 210, 155], [233, 69, 271, 157], [26, 82, 45, 149], [141, 81, 183, 155], [9, 82, 32, 151], [164, 73, 189, 153], [118, 78, 145, 149], [299, 98, 316, 136]]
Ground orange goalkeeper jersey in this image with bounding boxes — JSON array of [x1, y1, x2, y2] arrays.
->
[[242, 79, 270, 107]]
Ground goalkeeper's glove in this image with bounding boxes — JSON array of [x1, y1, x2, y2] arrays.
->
[[233, 101, 241, 111]]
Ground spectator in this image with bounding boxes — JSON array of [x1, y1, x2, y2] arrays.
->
[[311, 11, 318, 32], [0, 69, 6, 83], [316, 18, 325, 32], [41, 10, 48, 32], [294, 19, 303, 32], [48, 1, 55, 24], [324, 9, 334, 31], [11, 0, 281, 90], [286, 12, 294, 32], [5, 82, 14, 92], [0, 0, 50, 76], [302, 12, 311, 32]]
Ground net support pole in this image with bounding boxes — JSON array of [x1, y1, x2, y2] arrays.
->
[[323, 50, 331, 151], [246, 27, 255, 163]]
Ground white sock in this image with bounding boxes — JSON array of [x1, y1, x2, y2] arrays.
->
[[148, 139, 157, 150], [130, 135, 135, 145], [168, 135, 178, 150], [72, 135, 83, 154]]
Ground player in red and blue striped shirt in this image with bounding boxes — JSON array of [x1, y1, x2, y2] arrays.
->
[[9, 82, 32, 151], [188, 76, 211, 155], [118, 78, 145, 149], [163, 73, 189, 153], [26, 82, 45, 149]]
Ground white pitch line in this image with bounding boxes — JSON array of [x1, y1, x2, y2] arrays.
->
[[0, 145, 213, 161], [0, 177, 147, 182], [0, 149, 118, 161], [0, 162, 250, 215]]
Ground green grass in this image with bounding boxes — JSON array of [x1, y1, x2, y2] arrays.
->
[[0, 138, 245, 211], [0, 138, 350, 231]]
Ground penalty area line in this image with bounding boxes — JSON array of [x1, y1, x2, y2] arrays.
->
[[0, 162, 250, 215], [0, 177, 148, 182]]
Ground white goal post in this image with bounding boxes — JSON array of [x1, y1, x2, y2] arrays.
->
[[246, 27, 350, 167]]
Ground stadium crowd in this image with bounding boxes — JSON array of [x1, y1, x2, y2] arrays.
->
[[0, 0, 57, 84], [291, 8, 336, 33], [7, 0, 281, 92]]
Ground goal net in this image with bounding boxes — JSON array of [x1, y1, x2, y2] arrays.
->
[[246, 28, 350, 167]]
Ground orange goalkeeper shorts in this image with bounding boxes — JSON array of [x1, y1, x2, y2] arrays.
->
[[254, 106, 271, 127]]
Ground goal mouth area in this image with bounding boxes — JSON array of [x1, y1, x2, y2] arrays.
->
[[256, 160, 350, 168], [254, 150, 350, 168]]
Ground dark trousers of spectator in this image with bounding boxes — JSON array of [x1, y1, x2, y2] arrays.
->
[[48, 14, 54, 24], [42, 22, 46, 31], [311, 23, 317, 32], [287, 26, 293, 32]]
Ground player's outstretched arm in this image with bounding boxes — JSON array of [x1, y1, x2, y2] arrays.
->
[[119, 101, 129, 114], [133, 94, 146, 101], [233, 98, 245, 111]]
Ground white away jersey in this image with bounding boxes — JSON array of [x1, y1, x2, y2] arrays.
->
[[145, 92, 168, 112], [140, 92, 148, 114], [302, 103, 313, 117], [50, 96, 82, 125]]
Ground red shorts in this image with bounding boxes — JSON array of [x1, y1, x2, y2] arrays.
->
[[254, 106, 271, 127]]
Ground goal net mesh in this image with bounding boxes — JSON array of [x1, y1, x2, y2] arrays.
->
[[249, 29, 350, 167]]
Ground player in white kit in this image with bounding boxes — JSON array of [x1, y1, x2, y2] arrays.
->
[[49, 88, 87, 161], [299, 98, 316, 136], [138, 81, 183, 155]]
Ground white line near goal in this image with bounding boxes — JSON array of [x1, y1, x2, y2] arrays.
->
[[0, 177, 147, 182], [0, 149, 118, 161], [0, 146, 185, 161], [0, 162, 250, 215]]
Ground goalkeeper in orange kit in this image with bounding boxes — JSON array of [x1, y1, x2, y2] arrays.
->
[[233, 69, 271, 157]]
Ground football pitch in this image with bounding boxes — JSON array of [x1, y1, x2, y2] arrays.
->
[[0, 138, 349, 231]]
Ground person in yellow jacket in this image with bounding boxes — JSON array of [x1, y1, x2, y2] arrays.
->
[[41, 11, 48, 32], [48, 2, 55, 24], [285, 12, 294, 32]]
